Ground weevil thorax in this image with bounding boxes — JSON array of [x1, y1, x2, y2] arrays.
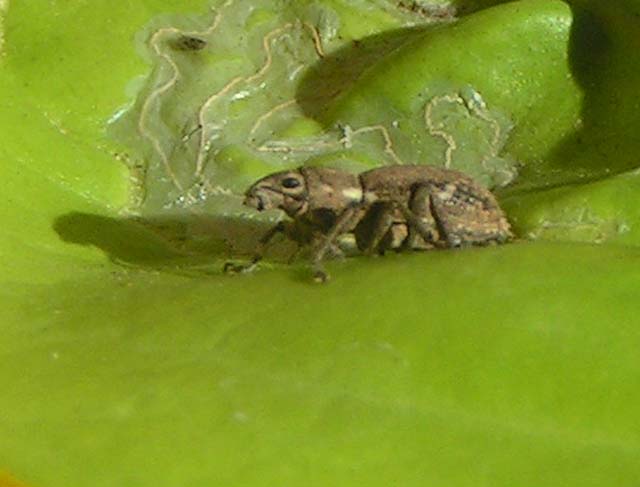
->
[[244, 169, 309, 218], [299, 167, 363, 213]]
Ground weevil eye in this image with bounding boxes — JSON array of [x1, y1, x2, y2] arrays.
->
[[281, 177, 301, 189]]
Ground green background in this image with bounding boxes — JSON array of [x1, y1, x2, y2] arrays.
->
[[2, 1, 640, 486]]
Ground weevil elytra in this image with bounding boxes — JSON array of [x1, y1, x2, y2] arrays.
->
[[224, 165, 512, 282]]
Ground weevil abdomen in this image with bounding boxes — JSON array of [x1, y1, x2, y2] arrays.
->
[[354, 165, 512, 252]]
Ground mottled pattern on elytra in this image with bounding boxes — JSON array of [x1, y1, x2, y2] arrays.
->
[[354, 165, 512, 253]]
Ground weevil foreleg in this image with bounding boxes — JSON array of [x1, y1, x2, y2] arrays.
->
[[286, 237, 344, 265], [223, 221, 287, 274], [311, 206, 360, 282]]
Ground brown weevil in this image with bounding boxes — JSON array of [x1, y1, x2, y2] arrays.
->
[[224, 165, 512, 282]]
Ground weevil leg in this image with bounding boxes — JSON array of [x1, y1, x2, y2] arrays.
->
[[356, 203, 396, 255], [403, 185, 443, 249], [286, 242, 303, 265], [286, 238, 343, 265], [395, 191, 445, 249], [428, 192, 464, 248], [223, 221, 287, 274], [311, 206, 359, 282]]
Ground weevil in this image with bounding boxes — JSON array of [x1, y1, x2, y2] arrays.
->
[[224, 165, 512, 282]]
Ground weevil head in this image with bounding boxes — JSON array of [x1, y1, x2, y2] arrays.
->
[[244, 167, 363, 218], [244, 169, 309, 218]]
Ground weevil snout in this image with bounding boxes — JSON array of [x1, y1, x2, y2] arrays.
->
[[243, 190, 267, 211], [243, 183, 288, 213]]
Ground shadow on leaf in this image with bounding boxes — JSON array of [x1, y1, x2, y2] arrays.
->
[[296, 26, 434, 121], [53, 212, 294, 272], [545, 4, 640, 182]]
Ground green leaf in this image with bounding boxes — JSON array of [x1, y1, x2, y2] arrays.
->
[[2, 1, 640, 486]]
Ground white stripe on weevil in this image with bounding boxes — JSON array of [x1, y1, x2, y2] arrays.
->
[[341, 187, 363, 201]]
